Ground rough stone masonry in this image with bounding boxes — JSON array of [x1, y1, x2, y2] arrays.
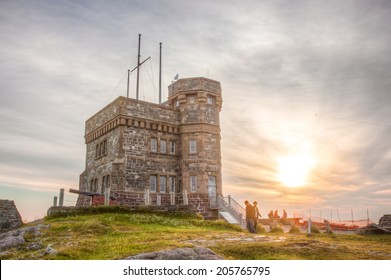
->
[[76, 77, 223, 219], [0, 200, 22, 233]]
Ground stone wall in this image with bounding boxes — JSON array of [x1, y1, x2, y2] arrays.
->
[[0, 200, 23, 233], [74, 190, 217, 219], [379, 214, 391, 228], [78, 77, 222, 220]]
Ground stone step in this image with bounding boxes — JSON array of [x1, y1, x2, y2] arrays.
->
[[219, 211, 239, 224]]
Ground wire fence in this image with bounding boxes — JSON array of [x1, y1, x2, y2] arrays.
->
[[263, 208, 375, 227]]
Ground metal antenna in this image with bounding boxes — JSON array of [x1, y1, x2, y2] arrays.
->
[[131, 34, 150, 100], [127, 69, 130, 100], [136, 34, 141, 100], [159, 42, 162, 104]]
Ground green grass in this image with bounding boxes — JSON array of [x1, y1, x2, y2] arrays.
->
[[2, 209, 391, 260]]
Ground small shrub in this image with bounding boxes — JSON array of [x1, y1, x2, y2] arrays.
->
[[310, 225, 320, 234], [255, 224, 266, 234], [270, 224, 284, 233], [289, 225, 301, 234]]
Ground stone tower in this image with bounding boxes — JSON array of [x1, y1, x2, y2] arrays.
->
[[167, 78, 223, 205], [77, 77, 223, 218]]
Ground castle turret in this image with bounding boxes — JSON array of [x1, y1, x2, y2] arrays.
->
[[168, 77, 223, 206]]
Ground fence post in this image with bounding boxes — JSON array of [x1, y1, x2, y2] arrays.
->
[[307, 218, 312, 236], [59, 188, 64, 207], [170, 192, 175, 206], [104, 187, 110, 206], [183, 190, 188, 206], [144, 189, 150, 206]]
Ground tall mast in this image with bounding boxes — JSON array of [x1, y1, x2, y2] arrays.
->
[[159, 42, 162, 104], [136, 34, 141, 100], [126, 69, 130, 100]]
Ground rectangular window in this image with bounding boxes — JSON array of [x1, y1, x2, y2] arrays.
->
[[169, 141, 175, 154], [190, 140, 197, 154], [169, 176, 175, 193], [151, 138, 157, 152], [160, 140, 167, 153], [189, 96, 195, 103], [95, 144, 98, 158], [103, 140, 107, 155], [207, 96, 214, 105], [160, 176, 166, 193], [190, 176, 197, 192], [150, 175, 157, 192]]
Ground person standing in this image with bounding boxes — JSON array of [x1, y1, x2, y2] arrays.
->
[[253, 201, 262, 228], [244, 200, 256, 233]]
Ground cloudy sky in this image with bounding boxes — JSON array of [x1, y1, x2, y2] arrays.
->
[[1, 0, 390, 222]]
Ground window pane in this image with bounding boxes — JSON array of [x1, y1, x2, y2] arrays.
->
[[169, 177, 175, 193], [160, 176, 166, 193], [150, 176, 157, 192], [151, 138, 157, 152], [190, 140, 196, 153], [161, 140, 166, 153], [190, 176, 197, 192], [170, 141, 175, 154]]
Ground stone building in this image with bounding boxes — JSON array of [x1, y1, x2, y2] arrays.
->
[[76, 77, 223, 218]]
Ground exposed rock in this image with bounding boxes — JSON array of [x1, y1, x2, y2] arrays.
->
[[27, 242, 43, 251], [0, 224, 50, 251], [45, 245, 58, 255], [123, 246, 223, 260], [0, 234, 25, 251]]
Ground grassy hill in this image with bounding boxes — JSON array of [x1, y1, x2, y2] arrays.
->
[[2, 206, 391, 260]]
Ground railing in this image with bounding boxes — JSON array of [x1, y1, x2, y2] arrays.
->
[[217, 195, 246, 229]]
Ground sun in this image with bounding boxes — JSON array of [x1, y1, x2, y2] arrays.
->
[[277, 153, 315, 188]]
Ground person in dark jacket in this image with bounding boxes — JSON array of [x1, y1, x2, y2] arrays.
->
[[245, 200, 256, 233], [253, 201, 262, 228]]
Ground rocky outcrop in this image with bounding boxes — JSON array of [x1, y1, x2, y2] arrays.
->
[[123, 246, 223, 260], [0, 224, 50, 251]]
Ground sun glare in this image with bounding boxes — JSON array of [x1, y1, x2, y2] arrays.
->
[[277, 153, 315, 188]]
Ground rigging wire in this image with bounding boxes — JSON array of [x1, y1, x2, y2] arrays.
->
[[147, 57, 157, 101], [103, 56, 138, 105], [104, 71, 127, 105]]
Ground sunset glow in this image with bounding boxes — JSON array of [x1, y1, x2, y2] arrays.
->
[[277, 153, 315, 188]]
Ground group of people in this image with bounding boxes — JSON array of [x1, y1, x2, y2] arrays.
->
[[244, 201, 290, 233], [267, 209, 288, 219], [244, 200, 262, 233]]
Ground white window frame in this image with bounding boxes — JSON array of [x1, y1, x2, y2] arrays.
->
[[190, 176, 197, 192], [190, 140, 197, 154], [160, 176, 166, 193], [160, 140, 167, 153], [169, 176, 175, 193], [151, 138, 157, 152], [169, 141, 176, 154], [150, 175, 157, 192]]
